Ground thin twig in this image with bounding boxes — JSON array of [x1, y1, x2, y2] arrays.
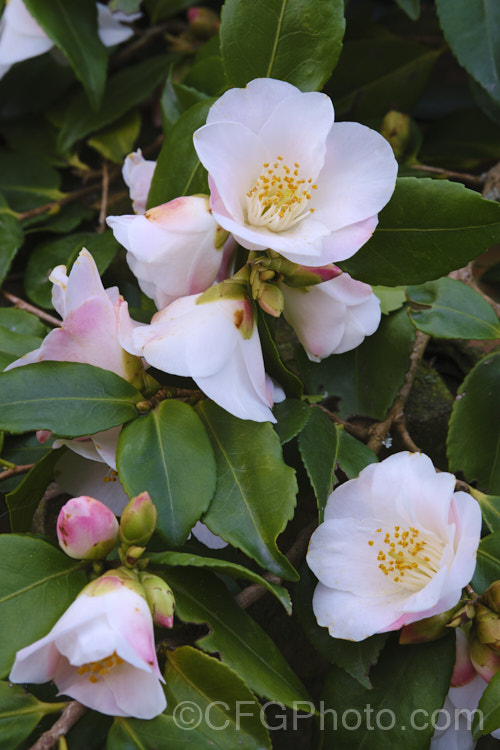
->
[[0, 463, 34, 482], [367, 331, 430, 454], [29, 702, 87, 750], [316, 404, 369, 442], [98, 160, 110, 234], [410, 164, 485, 185], [393, 416, 421, 453], [111, 23, 172, 67], [2, 291, 62, 327]]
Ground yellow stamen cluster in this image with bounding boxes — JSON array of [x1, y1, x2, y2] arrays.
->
[[368, 525, 443, 589], [77, 652, 124, 683], [246, 156, 317, 232], [103, 469, 118, 484]]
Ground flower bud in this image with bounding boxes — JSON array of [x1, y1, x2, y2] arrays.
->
[[381, 110, 412, 160], [475, 602, 500, 651], [187, 7, 220, 38], [57, 496, 119, 560], [481, 581, 500, 614], [399, 607, 456, 644], [119, 492, 157, 547], [259, 253, 341, 288], [140, 572, 175, 628], [257, 282, 284, 317], [469, 634, 500, 682], [119, 545, 147, 567], [83, 566, 145, 598]]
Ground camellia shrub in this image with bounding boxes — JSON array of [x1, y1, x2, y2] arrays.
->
[[0, 1, 500, 749]]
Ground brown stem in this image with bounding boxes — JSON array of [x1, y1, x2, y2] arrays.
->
[[111, 23, 172, 67], [411, 164, 484, 185], [0, 463, 34, 482], [367, 331, 430, 454], [2, 291, 62, 327], [316, 404, 369, 442], [393, 416, 421, 453], [98, 160, 110, 234], [29, 702, 87, 750]]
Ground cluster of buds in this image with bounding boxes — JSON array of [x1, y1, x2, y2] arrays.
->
[[56, 492, 175, 630], [469, 582, 500, 681]]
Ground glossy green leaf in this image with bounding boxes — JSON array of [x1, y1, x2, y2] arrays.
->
[[58, 55, 170, 151], [395, 0, 420, 20], [0, 681, 65, 750], [336, 430, 378, 479], [184, 56, 226, 97], [407, 278, 500, 340], [220, 0, 345, 91], [197, 401, 298, 580], [0, 53, 73, 119], [299, 306, 415, 420], [149, 550, 291, 612], [65, 712, 112, 750], [0, 153, 63, 212], [88, 108, 141, 164], [471, 532, 500, 594], [25, 230, 119, 308], [164, 647, 271, 748], [295, 566, 386, 689], [167, 567, 310, 707], [108, 715, 215, 749], [448, 353, 500, 495], [298, 407, 339, 521], [320, 636, 455, 749], [117, 400, 216, 548], [473, 490, 500, 534], [0, 309, 48, 371], [436, 0, 500, 104], [0, 535, 86, 677], [421, 108, 500, 169], [474, 670, 500, 739], [147, 99, 212, 208], [373, 285, 407, 315], [143, 0, 194, 23], [326, 38, 440, 121], [24, 0, 107, 110], [7, 448, 64, 533], [341, 178, 500, 286], [258, 311, 303, 399], [0, 362, 142, 436], [0, 197, 23, 288], [272, 398, 311, 444]]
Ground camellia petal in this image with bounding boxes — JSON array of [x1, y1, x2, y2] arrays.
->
[[121, 149, 156, 214]]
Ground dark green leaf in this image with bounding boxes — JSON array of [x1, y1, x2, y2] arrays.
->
[[0, 362, 141, 436], [299, 307, 415, 420], [474, 670, 500, 739], [0, 681, 65, 750], [167, 567, 310, 707], [336, 430, 378, 479], [221, 0, 345, 91], [164, 646, 271, 748], [24, 0, 107, 109], [88, 109, 141, 164], [143, 0, 194, 23], [320, 636, 455, 749], [0, 535, 86, 677], [149, 550, 291, 612], [25, 230, 119, 309], [0, 308, 48, 338], [109, 0, 141, 11], [295, 565, 386, 689], [0, 433, 52, 494], [395, 0, 420, 21], [257, 310, 303, 398], [6, 448, 64, 533], [65, 711, 112, 750], [341, 178, 500, 286], [117, 400, 216, 548], [473, 490, 500, 534], [448, 353, 500, 494], [159, 71, 183, 133], [147, 99, 212, 208], [471, 532, 500, 594], [24, 202, 94, 235], [0, 327, 44, 371], [0, 198, 23, 287], [421, 108, 500, 169], [184, 56, 226, 97], [58, 55, 170, 151], [373, 285, 407, 315], [436, 0, 500, 104], [0, 54, 73, 119], [197, 401, 298, 580], [407, 278, 500, 340], [272, 398, 311, 444], [325, 38, 440, 121], [108, 715, 215, 749], [298, 407, 339, 521], [0, 153, 62, 212]]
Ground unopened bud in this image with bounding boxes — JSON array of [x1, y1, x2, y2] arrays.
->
[[475, 602, 500, 651], [257, 282, 284, 317], [140, 572, 175, 628], [187, 7, 220, 38], [399, 608, 456, 644], [119, 545, 147, 567], [381, 110, 412, 160], [57, 496, 118, 560], [119, 491, 157, 547], [82, 567, 144, 599], [482, 581, 500, 614], [470, 634, 500, 682]]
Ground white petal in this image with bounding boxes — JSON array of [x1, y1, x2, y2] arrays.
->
[[205, 77, 300, 131], [278, 215, 378, 266], [54, 452, 129, 515], [97, 3, 139, 46]]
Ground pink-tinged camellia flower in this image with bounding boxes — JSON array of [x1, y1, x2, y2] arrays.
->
[[307, 452, 481, 641], [57, 495, 119, 560], [121, 149, 156, 214], [107, 196, 227, 309], [193, 78, 398, 267], [0, 0, 140, 80], [118, 291, 275, 423], [281, 272, 381, 361], [9, 570, 166, 719]]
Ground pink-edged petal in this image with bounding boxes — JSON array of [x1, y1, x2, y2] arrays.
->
[[205, 78, 300, 131], [62, 249, 109, 316], [312, 122, 397, 232], [282, 285, 346, 361], [452, 629, 477, 688]]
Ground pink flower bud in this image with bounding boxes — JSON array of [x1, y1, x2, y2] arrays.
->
[[140, 572, 175, 628], [57, 496, 119, 560], [119, 491, 157, 547]]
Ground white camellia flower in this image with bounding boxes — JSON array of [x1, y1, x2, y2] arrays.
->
[[9, 570, 166, 719], [193, 78, 398, 267], [121, 149, 156, 214], [107, 196, 227, 309], [0, 0, 140, 80], [281, 272, 381, 361], [118, 292, 276, 423], [307, 452, 481, 641]]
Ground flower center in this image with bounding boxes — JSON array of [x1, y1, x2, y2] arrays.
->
[[245, 156, 317, 232], [368, 525, 444, 591], [77, 651, 124, 683]]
